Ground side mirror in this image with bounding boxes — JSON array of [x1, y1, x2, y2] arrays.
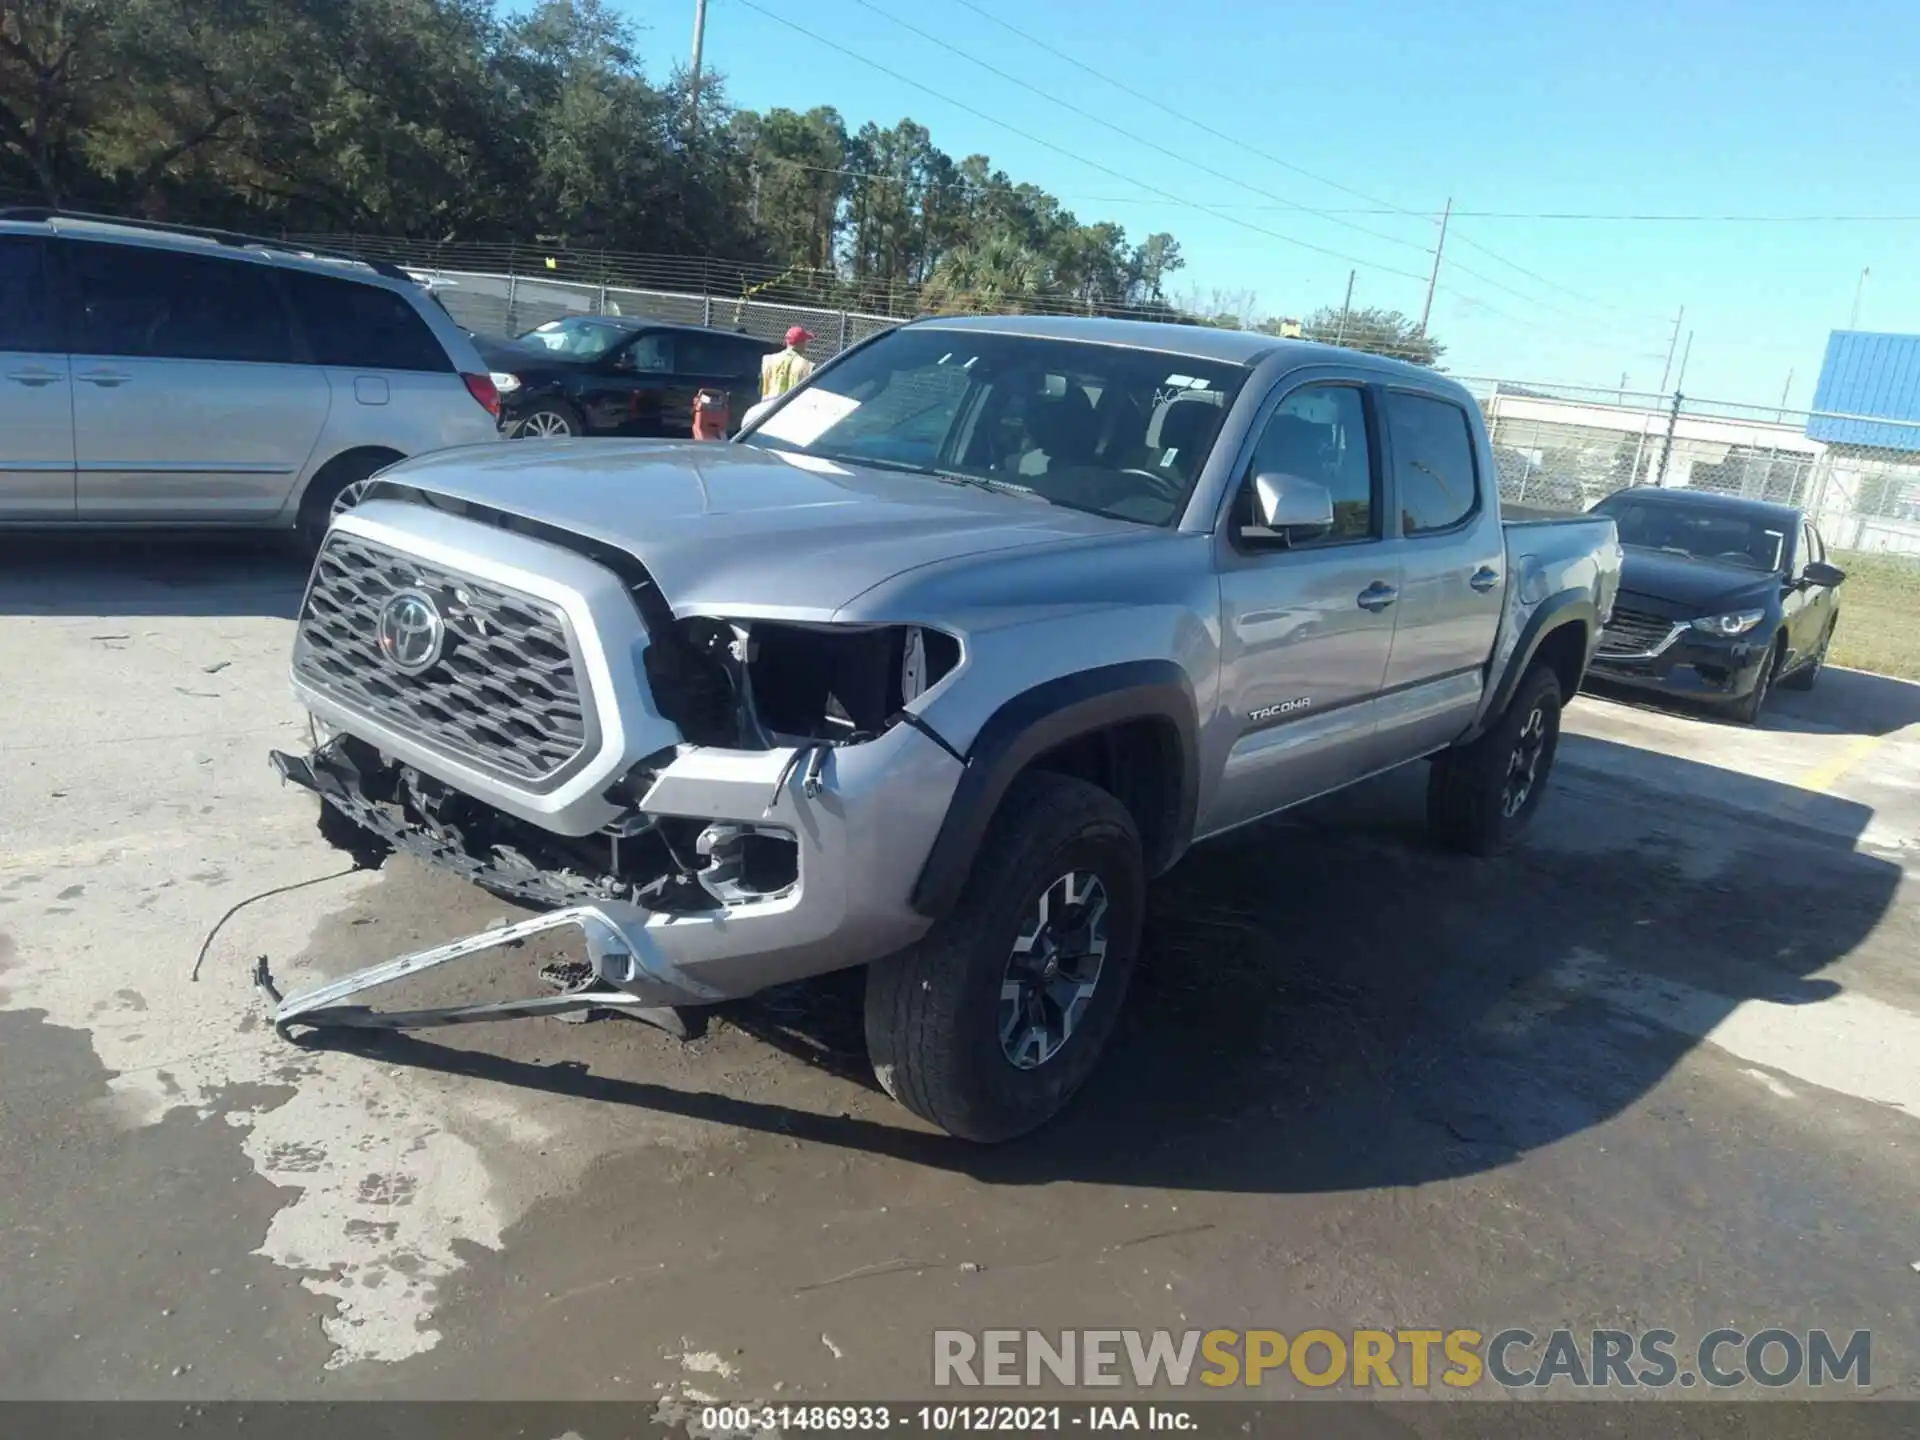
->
[[1250, 472, 1335, 543], [1802, 560, 1847, 588]]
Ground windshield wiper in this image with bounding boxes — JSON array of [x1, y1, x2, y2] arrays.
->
[[933, 472, 1045, 501], [814, 452, 1047, 500]]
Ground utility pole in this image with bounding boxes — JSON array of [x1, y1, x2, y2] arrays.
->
[[1655, 306, 1684, 395], [1675, 329, 1693, 393], [1849, 266, 1869, 329], [1418, 197, 1451, 336], [1335, 268, 1355, 345], [688, 0, 708, 130], [1777, 368, 1794, 421]]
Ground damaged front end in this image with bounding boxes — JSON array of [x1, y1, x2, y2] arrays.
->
[[266, 496, 968, 1036]]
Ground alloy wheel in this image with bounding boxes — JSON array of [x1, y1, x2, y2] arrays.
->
[[999, 870, 1109, 1070], [1501, 704, 1549, 819], [516, 411, 575, 439], [330, 479, 374, 519]]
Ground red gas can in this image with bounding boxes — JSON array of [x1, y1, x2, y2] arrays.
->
[[692, 388, 731, 440]]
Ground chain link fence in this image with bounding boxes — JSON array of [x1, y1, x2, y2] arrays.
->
[[1459, 379, 1920, 555], [281, 236, 1920, 556]]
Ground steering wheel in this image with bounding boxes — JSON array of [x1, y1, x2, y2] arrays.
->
[[1117, 467, 1187, 502], [1712, 550, 1755, 566]]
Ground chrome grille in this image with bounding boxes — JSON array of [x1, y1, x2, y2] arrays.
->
[[294, 532, 592, 785], [1597, 606, 1678, 657]]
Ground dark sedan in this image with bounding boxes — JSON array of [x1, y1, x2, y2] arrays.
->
[[475, 317, 779, 439], [1584, 487, 1846, 722]]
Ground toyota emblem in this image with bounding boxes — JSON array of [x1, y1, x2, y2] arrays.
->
[[375, 589, 446, 674]]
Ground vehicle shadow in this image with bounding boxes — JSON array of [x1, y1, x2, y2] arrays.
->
[[1586, 664, 1920, 738], [298, 732, 1904, 1194], [0, 533, 310, 620]]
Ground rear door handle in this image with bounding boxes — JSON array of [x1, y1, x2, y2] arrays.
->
[[1469, 566, 1502, 592], [77, 370, 129, 387], [6, 368, 64, 387], [1357, 581, 1399, 612]]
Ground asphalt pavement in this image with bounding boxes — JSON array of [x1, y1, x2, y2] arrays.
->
[[1, 534, 1917, 1415]]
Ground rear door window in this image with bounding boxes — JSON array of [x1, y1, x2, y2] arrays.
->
[[65, 240, 298, 364], [1383, 390, 1480, 535], [0, 235, 61, 352], [620, 331, 674, 373], [677, 333, 762, 375], [280, 270, 451, 372]]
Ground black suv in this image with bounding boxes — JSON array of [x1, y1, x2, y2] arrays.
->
[[476, 317, 779, 439], [1585, 486, 1846, 723]]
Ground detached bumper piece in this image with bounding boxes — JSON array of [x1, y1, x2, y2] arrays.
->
[[256, 908, 705, 1041]]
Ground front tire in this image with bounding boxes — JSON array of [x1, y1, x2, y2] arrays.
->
[[1428, 662, 1564, 856], [1727, 639, 1782, 723], [864, 772, 1144, 1143], [295, 450, 400, 556]]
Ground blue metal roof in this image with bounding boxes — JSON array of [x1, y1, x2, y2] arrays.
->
[[1807, 331, 1920, 452]]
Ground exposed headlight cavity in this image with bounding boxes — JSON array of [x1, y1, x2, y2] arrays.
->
[[491, 371, 523, 393], [646, 616, 960, 748]]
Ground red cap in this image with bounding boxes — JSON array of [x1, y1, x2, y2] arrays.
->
[[786, 325, 815, 347]]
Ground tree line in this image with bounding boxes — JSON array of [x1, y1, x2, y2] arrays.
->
[[0, 0, 1440, 360]]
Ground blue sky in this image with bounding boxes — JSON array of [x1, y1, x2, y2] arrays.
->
[[627, 0, 1919, 407]]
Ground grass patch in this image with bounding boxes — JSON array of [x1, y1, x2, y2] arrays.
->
[[1830, 549, 1920, 681]]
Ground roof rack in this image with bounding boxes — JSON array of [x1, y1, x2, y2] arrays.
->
[[0, 208, 417, 283]]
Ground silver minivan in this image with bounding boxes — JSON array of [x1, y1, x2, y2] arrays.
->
[[0, 213, 503, 549]]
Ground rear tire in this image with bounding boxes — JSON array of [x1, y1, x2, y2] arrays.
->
[[1780, 622, 1833, 692], [512, 401, 584, 439], [295, 450, 400, 556], [864, 772, 1144, 1143], [1428, 663, 1563, 856]]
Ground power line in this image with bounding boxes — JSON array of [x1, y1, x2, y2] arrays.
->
[[723, 0, 1436, 286], [724, 0, 1670, 358], [934, 0, 1671, 341], [846, 0, 1436, 264], [1440, 227, 1670, 322], [1066, 199, 1920, 223], [945, 0, 1407, 216]]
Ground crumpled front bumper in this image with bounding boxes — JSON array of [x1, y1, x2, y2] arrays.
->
[[272, 716, 965, 1008], [1587, 629, 1770, 701]]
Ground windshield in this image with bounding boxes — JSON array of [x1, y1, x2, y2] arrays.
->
[[1594, 496, 1790, 572], [514, 317, 631, 361], [742, 328, 1251, 527]]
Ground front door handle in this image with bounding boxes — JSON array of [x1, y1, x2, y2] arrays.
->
[[77, 370, 129, 387], [1357, 581, 1399, 612], [6, 368, 63, 387], [1469, 566, 1502, 593]]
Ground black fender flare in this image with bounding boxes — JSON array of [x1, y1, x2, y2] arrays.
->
[[1476, 592, 1598, 737], [909, 660, 1200, 920]]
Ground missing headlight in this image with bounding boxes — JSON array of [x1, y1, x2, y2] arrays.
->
[[745, 623, 959, 741]]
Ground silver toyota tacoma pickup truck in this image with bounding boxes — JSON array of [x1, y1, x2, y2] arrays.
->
[[267, 315, 1622, 1142]]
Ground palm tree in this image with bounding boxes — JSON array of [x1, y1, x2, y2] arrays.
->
[[920, 232, 1047, 314]]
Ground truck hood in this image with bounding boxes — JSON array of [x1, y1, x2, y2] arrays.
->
[[378, 439, 1145, 619]]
